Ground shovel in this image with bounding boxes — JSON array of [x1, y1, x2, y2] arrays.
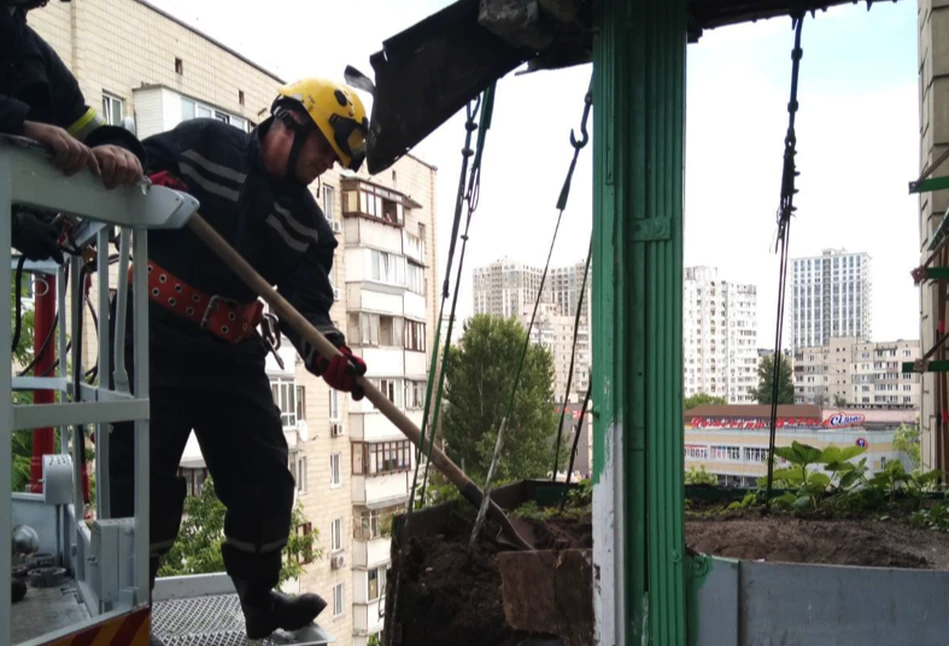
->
[[186, 214, 537, 551]]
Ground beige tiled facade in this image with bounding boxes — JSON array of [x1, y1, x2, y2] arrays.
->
[[793, 337, 921, 409], [917, 1, 949, 472], [26, 2, 440, 644]]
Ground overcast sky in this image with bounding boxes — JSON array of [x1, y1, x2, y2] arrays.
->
[[150, 0, 921, 348]]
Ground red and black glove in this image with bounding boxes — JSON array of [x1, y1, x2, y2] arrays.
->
[[316, 346, 367, 400]]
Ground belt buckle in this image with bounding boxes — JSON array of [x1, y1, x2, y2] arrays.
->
[[201, 294, 239, 330]]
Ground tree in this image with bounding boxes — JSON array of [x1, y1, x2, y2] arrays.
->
[[684, 465, 717, 485], [10, 275, 36, 492], [157, 477, 319, 587], [833, 394, 847, 408], [684, 393, 726, 410], [893, 423, 921, 471], [441, 314, 560, 482], [749, 353, 795, 405]]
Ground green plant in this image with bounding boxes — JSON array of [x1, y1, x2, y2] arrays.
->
[[685, 465, 717, 486], [760, 442, 867, 511]]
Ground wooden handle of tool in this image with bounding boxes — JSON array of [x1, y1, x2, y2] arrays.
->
[[186, 215, 478, 494]]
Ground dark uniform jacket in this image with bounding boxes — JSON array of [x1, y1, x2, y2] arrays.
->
[[142, 116, 346, 372], [0, 6, 146, 157]]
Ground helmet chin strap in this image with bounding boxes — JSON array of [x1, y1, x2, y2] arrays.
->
[[275, 105, 313, 185]]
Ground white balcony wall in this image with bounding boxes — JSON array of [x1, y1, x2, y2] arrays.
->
[[404, 351, 428, 378], [347, 218, 403, 254], [352, 598, 385, 635], [359, 348, 405, 378], [353, 537, 391, 569], [403, 292, 426, 320], [402, 230, 425, 265], [350, 288, 404, 316], [344, 248, 368, 282], [352, 413, 410, 442], [352, 472, 409, 505], [264, 343, 297, 378]]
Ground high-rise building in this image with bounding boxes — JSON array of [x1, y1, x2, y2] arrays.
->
[[472, 258, 592, 402], [790, 249, 872, 349], [794, 337, 921, 409], [31, 4, 439, 645], [683, 266, 759, 404]]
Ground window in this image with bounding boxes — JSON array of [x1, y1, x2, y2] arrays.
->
[[271, 379, 298, 429], [238, 90, 245, 106], [403, 381, 425, 410], [295, 522, 314, 564], [175, 57, 183, 74], [348, 313, 405, 347], [293, 452, 307, 494], [377, 378, 400, 405], [368, 565, 387, 601], [330, 453, 341, 487], [354, 507, 398, 541], [406, 262, 425, 294], [404, 320, 426, 352], [369, 250, 407, 286], [331, 517, 343, 552], [178, 467, 208, 497], [329, 388, 340, 422], [180, 96, 250, 131], [333, 583, 345, 617], [352, 441, 412, 476], [102, 92, 124, 126], [296, 386, 306, 423], [323, 185, 336, 222]]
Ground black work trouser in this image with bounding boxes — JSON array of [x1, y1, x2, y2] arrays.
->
[[107, 299, 295, 595]]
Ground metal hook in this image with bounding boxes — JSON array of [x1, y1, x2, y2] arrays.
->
[[570, 76, 594, 150]]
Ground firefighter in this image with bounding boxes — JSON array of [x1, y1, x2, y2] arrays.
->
[[2, 0, 146, 262], [108, 77, 370, 641]]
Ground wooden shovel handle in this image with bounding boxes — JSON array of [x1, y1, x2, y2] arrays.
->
[[186, 215, 483, 500]]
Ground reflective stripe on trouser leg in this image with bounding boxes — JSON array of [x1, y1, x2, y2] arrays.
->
[[224, 535, 288, 555]]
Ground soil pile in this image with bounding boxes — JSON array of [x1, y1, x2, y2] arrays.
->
[[390, 505, 949, 646], [686, 514, 949, 569]]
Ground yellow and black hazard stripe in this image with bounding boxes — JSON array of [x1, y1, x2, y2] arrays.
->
[[66, 107, 107, 142], [43, 606, 150, 646]]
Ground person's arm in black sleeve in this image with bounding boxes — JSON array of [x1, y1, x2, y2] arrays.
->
[[0, 95, 31, 135], [277, 242, 347, 371]]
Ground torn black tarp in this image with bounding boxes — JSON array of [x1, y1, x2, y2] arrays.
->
[[365, 0, 534, 174]]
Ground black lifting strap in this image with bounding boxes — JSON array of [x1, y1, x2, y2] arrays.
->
[[765, 11, 806, 504]]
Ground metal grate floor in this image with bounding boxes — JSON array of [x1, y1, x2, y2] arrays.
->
[[152, 593, 332, 646]]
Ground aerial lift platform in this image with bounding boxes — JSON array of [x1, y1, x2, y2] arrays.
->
[[1, 134, 334, 646]]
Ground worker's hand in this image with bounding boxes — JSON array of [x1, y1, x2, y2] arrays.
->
[[12, 211, 64, 264], [21, 120, 101, 178], [316, 346, 367, 400], [91, 144, 143, 189]]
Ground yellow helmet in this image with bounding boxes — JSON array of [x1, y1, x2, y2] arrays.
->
[[273, 77, 369, 173]]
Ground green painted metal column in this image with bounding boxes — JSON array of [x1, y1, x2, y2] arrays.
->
[[591, 0, 688, 643]]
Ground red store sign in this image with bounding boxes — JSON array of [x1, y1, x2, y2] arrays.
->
[[687, 416, 823, 430]]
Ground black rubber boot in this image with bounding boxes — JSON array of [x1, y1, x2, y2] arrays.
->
[[236, 584, 328, 639]]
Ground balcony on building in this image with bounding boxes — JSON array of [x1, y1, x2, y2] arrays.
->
[[350, 440, 413, 508]]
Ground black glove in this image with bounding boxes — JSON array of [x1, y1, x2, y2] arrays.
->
[[12, 211, 64, 264]]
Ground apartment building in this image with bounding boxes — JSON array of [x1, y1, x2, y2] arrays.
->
[[794, 337, 921, 409], [683, 266, 759, 404], [29, 3, 440, 644], [790, 248, 872, 350], [472, 258, 591, 402]]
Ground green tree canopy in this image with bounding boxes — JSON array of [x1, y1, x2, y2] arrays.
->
[[157, 477, 319, 587], [11, 275, 36, 492], [441, 314, 559, 482], [684, 393, 726, 410], [750, 353, 795, 405]]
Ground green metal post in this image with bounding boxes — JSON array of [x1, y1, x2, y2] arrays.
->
[[591, 0, 688, 643]]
